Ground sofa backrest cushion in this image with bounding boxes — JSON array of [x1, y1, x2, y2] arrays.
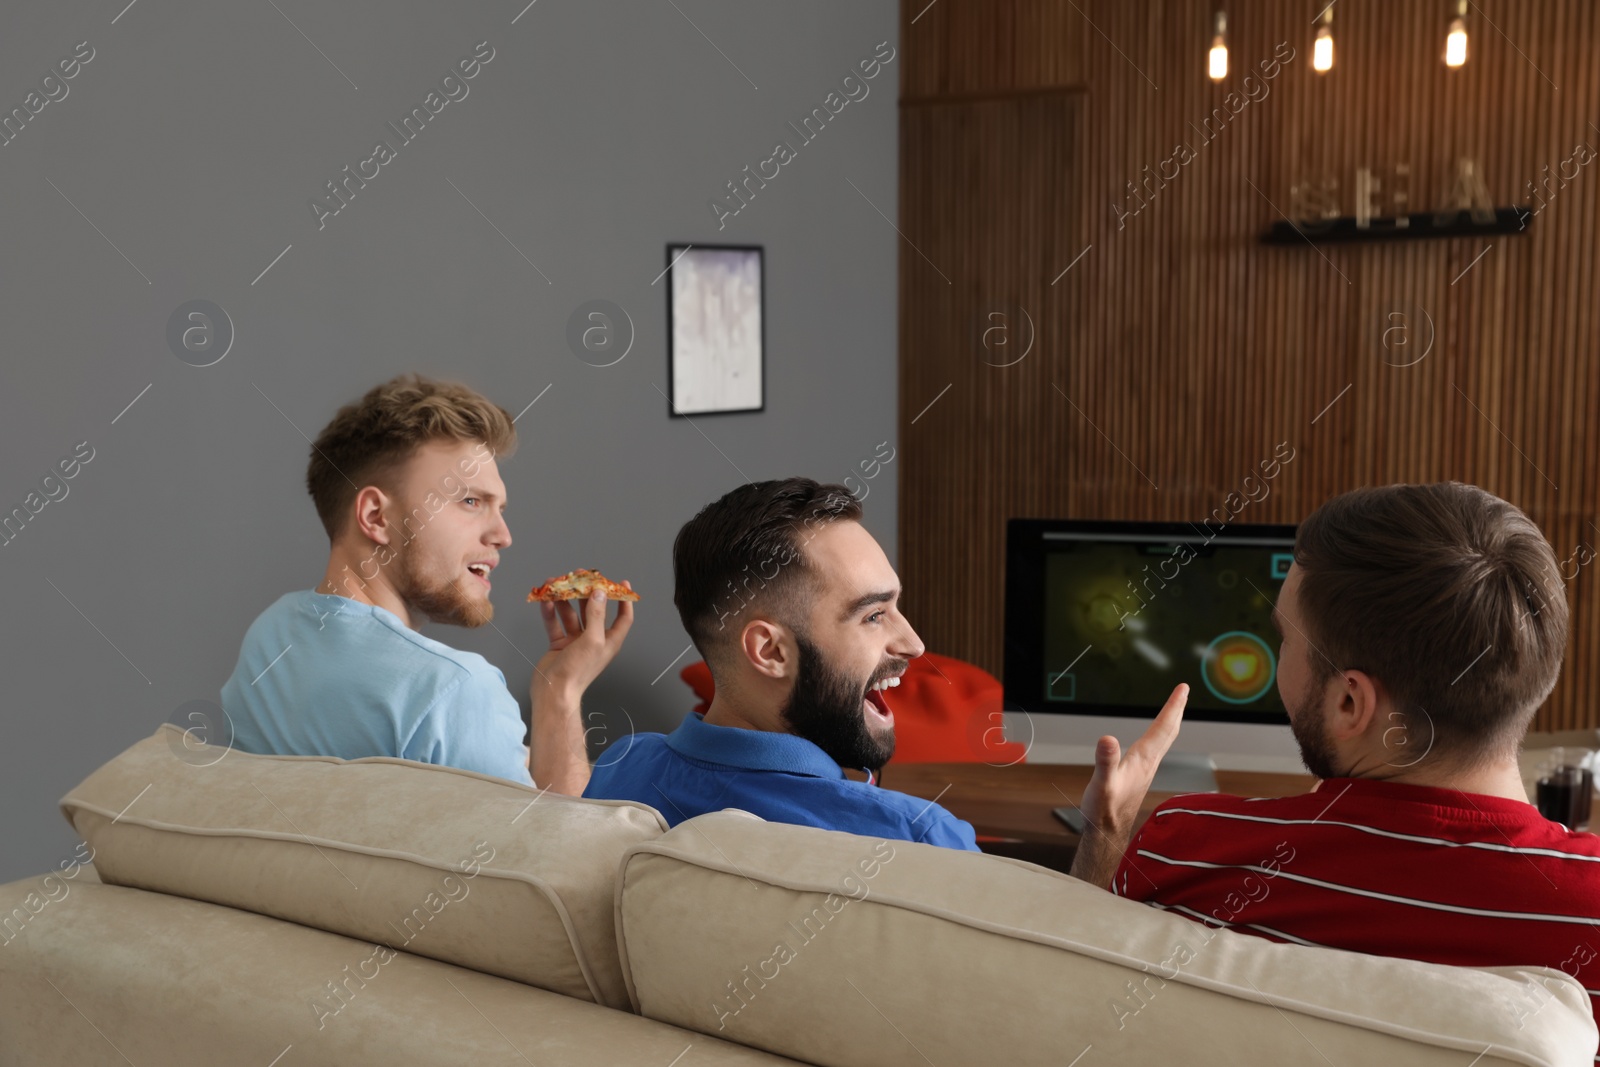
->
[[616, 812, 1597, 1066], [60, 724, 665, 1010]]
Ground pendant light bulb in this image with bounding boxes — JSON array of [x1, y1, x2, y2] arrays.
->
[[1445, 1, 1469, 68], [1209, 10, 1229, 82], [1313, 9, 1335, 74]]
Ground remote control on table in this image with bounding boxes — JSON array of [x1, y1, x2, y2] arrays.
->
[[1052, 806, 1087, 834]]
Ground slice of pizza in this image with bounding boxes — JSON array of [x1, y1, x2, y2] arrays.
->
[[527, 568, 640, 603]]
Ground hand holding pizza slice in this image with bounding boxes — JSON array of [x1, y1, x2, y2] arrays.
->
[[527, 568, 636, 797]]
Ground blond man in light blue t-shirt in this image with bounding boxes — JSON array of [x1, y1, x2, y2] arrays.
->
[[221, 373, 631, 794]]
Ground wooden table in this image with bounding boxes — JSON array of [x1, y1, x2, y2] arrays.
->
[[876, 761, 1316, 871]]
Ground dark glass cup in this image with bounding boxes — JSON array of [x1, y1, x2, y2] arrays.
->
[[1536, 758, 1594, 830]]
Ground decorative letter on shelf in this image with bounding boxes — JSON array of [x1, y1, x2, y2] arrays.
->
[[1263, 158, 1530, 244]]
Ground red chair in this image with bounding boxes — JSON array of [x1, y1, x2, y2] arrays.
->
[[678, 651, 1027, 766]]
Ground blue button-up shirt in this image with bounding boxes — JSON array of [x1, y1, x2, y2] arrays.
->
[[583, 712, 979, 851]]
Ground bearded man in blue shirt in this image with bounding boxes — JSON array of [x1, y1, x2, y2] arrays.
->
[[584, 477, 980, 849]]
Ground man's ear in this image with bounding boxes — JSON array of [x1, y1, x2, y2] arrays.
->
[[741, 618, 794, 681], [353, 485, 395, 546], [1329, 669, 1382, 742]]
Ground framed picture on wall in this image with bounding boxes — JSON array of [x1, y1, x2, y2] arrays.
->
[[665, 244, 765, 417]]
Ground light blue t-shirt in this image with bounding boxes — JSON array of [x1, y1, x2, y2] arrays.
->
[[219, 590, 533, 785]]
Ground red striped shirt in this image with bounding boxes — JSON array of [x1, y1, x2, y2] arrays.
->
[[1113, 777, 1600, 1054]]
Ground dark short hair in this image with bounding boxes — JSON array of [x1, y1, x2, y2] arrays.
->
[[674, 478, 863, 665], [307, 373, 517, 542], [1293, 482, 1568, 764]]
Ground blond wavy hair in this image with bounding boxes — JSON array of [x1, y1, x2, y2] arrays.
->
[[307, 373, 517, 541]]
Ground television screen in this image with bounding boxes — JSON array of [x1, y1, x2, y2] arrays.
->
[[1005, 521, 1297, 724]]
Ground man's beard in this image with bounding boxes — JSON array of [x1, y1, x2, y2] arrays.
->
[[781, 634, 901, 772], [394, 542, 491, 629], [1288, 674, 1342, 780]]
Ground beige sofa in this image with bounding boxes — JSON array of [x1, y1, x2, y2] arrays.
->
[[1, 724, 1593, 1066]]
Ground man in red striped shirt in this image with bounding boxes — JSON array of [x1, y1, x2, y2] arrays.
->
[[1068, 482, 1599, 1044]]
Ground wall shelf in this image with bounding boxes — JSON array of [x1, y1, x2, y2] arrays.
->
[[1261, 207, 1532, 244]]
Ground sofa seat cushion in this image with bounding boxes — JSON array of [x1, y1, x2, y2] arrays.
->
[[59, 723, 665, 1009], [616, 812, 1596, 1066], [0, 875, 803, 1066]]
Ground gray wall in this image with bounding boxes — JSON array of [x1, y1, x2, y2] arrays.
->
[[0, 0, 899, 884]]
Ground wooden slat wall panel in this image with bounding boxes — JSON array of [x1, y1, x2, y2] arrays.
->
[[899, 0, 1600, 731], [901, 0, 1086, 99]]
